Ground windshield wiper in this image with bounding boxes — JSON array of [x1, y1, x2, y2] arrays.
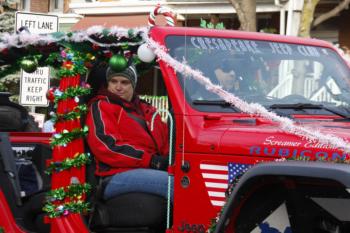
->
[[269, 103, 350, 119], [192, 100, 239, 112]]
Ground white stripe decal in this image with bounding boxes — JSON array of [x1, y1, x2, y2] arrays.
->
[[211, 200, 226, 206], [204, 182, 228, 189], [200, 164, 228, 171], [202, 173, 228, 180], [208, 191, 226, 198]]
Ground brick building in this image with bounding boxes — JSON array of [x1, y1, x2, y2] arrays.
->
[[17, 0, 81, 32], [68, 0, 350, 49]]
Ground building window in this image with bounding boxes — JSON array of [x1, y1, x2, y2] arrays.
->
[[21, 0, 30, 11], [50, 0, 63, 12]]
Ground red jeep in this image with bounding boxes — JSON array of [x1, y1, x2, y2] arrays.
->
[[1, 26, 350, 233]]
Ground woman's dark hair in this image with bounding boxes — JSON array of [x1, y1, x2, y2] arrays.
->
[[86, 62, 108, 94], [82, 62, 109, 103]]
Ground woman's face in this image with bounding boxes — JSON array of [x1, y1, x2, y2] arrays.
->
[[107, 76, 134, 101]]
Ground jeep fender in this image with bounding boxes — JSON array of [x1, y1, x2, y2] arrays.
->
[[214, 161, 350, 233]]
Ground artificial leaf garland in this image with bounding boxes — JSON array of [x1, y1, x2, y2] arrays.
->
[[50, 126, 89, 147], [46, 183, 92, 202], [56, 61, 87, 78], [53, 86, 91, 104], [46, 152, 91, 174], [56, 50, 88, 77], [43, 200, 90, 218], [43, 183, 91, 218], [50, 104, 88, 123], [0, 27, 145, 78]]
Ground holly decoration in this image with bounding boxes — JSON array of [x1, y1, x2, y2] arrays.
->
[[109, 54, 128, 72], [20, 58, 38, 73]]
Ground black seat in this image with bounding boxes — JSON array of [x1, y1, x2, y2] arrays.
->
[[0, 132, 50, 232], [0, 92, 39, 132], [85, 155, 168, 233], [90, 192, 167, 232]]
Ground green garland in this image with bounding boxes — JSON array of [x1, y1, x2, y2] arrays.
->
[[46, 52, 63, 68], [50, 104, 88, 123], [56, 62, 87, 78], [46, 183, 91, 202], [0, 226, 4, 233], [43, 200, 90, 218], [54, 86, 91, 104], [50, 126, 89, 147], [46, 152, 91, 174], [43, 183, 91, 218], [0, 27, 147, 79]]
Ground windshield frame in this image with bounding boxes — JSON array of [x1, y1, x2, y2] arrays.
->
[[164, 33, 350, 117]]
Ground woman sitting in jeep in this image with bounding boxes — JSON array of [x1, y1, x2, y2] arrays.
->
[[85, 63, 172, 201]]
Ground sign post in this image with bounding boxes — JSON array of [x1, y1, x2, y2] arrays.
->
[[15, 12, 58, 110]]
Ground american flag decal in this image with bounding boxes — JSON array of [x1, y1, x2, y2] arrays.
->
[[200, 162, 252, 207]]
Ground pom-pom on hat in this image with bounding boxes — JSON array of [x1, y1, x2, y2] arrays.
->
[[106, 64, 138, 89]]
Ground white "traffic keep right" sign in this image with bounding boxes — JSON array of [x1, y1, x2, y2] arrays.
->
[[20, 68, 50, 106]]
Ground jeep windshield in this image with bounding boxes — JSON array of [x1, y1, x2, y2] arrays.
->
[[166, 35, 350, 116]]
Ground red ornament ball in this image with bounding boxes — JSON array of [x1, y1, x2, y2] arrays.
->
[[46, 87, 57, 102], [92, 44, 99, 51]]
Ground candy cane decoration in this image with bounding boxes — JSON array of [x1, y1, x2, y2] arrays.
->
[[148, 4, 176, 27]]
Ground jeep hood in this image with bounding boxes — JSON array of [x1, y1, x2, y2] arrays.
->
[[193, 117, 350, 159]]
